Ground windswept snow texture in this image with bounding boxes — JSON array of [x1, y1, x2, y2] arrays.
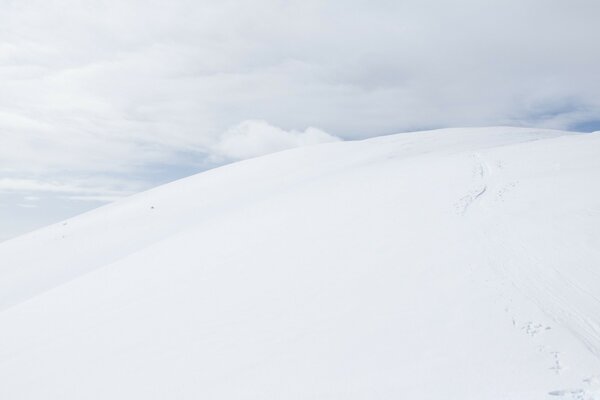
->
[[2, 127, 600, 399]]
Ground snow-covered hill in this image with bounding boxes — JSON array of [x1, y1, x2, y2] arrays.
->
[[1, 127, 600, 399]]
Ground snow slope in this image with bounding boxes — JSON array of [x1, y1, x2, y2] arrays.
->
[[1, 127, 600, 399]]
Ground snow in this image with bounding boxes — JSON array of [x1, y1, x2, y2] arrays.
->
[[1, 127, 600, 399]]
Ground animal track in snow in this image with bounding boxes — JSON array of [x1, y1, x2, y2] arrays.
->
[[521, 321, 552, 337], [549, 351, 563, 375], [548, 388, 587, 399], [495, 181, 518, 202]]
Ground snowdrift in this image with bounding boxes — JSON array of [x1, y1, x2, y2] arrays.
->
[[1, 127, 600, 399]]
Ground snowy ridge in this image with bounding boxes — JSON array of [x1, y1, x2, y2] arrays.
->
[[1, 127, 600, 399]]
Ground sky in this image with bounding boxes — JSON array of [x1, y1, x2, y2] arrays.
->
[[1, 0, 600, 241]]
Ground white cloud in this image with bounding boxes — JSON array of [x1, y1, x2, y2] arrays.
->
[[0, 178, 133, 198], [211, 120, 341, 161], [62, 195, 125, 203], [17, 203, 38, 209]]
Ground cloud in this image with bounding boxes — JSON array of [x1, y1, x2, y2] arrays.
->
[[2, 0, 600, 177], [0, 178, 133, 198], [211, 120, 341, 161], [17, 203, 38, 209], [2, 3, 600, 168], [62, 195, 125, 203]]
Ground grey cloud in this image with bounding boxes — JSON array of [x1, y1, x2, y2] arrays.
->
[[3, 1, 599, 171]]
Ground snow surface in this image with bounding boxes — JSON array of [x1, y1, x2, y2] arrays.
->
[[1, 127, 600, 399]]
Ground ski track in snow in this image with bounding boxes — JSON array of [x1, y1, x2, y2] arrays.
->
[[468, 148, 600, 399]]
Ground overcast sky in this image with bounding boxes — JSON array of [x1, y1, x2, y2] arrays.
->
[[1, 0, 600, 240]]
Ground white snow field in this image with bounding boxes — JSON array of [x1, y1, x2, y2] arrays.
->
[[1, 127, 600, 399]]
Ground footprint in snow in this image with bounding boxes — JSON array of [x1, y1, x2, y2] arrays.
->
[[521, 321, 552, 337]]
